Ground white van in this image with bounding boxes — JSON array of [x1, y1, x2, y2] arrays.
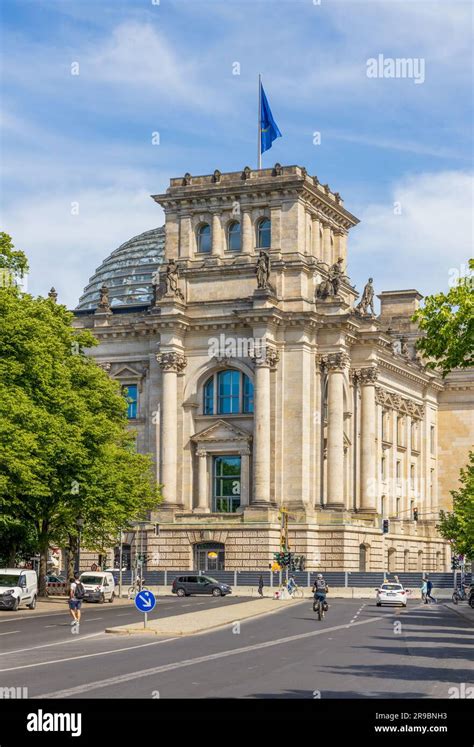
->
[[0, 569, 38, 611], [79, 571, 115, 603]]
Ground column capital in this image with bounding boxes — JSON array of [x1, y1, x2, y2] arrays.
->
[[357, 366, 379, 385], [321, 351, 350, 371], [196, 448, 207, 458], [157, 351, 187, 373], [252, 345, 280, 369]]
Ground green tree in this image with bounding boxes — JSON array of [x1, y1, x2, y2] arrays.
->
[[413, 259, 474, 376], [438, 453, 474, 561], [0, 233, 161, 595]]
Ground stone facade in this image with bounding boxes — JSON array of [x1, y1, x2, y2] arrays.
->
[[73, 165, 473, 573]]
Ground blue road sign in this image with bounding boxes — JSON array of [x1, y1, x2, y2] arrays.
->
[[134, 590, 156, 613]]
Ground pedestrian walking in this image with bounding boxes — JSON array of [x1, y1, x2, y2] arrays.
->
[[421, 578, 428, 603], [257, 574, 264, 597], [425, 576, 436, 604], [68, 572, 85, 627]]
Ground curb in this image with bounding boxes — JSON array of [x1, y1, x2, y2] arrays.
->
[[442, 602, 474, 625], [105, 598, 300, 637]]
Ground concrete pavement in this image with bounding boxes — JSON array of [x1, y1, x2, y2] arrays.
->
[[105, 597, 293, 635], [0, 596, 471, 699]]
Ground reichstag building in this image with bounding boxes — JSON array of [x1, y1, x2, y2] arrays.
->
[[73, 165, 473, 572]]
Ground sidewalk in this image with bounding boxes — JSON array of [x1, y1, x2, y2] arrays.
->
[[443, 601, 474, 624], [106, 597, 294, 636], [2, 595, 134, 617]]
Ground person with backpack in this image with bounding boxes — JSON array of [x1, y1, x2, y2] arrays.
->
[[312, 573, 329, 612], [69, 572, 85, 626], [425, 575, 436, 604]]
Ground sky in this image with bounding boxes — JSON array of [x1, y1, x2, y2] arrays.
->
[[0, 0, 472, 309]]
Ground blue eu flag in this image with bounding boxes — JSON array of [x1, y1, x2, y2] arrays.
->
[[260, 81, 282, 155]]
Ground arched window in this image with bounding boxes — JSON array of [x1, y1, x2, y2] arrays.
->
[[227, 221, 241, 252], [404, 549, 410, 572], [203, 369, 254, 415], [359, 543, 368, 571], [257, 218, 271, 249], [197, 223, 211, 253]]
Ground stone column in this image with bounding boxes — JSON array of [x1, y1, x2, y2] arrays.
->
[[242, 209, 253, 254], [252, 347, 279, 505], [196, 448, 209, 512], [359, 367, 378, 512], [326, 352, 349, 508], [312, 217, 321, 258], [334, 229, 347, 265], [211, 212, 222, 256], [179, 214, 192, 258], [157, 351, 187, 505], [322, 224, 332, 266]]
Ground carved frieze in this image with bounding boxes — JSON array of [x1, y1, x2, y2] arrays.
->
[[375, 386, 425, 419]]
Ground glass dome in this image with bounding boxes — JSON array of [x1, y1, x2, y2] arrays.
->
[[76, 227, 165, 310]]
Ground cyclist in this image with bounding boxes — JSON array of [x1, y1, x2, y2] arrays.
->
[[312, 573, 328, 611]]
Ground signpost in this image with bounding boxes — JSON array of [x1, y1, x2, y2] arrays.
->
[[134, 590, 156, 629]]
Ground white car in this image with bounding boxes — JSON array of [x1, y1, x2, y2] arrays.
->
[[376, 582, 408, 607], [0, 569, 38, 611]]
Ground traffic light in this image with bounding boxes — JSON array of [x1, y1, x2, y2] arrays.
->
[[382, 519, 390, 534], [413, 507, 419, 522], [451, 556, 461, 570]]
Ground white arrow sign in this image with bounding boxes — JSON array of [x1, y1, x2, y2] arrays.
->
[[138, 593, 152, 608]]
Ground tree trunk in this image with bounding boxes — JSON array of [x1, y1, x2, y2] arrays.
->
[[38, 523, 49, 597], [66, 534, 77, 579]]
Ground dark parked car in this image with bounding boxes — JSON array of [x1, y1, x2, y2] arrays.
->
[[171, 575, 232, 597]]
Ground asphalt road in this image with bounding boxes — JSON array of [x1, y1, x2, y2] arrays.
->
[[0, 597, 472, 699]]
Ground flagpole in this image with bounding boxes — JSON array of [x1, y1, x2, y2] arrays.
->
[[257, 74, 262, 170]]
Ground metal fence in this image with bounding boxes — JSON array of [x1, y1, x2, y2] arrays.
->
[[102, 570, 471, 590]]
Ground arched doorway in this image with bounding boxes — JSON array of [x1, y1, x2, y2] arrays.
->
[[194, 542, 225, 572]]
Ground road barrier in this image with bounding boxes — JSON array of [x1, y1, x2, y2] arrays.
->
[[78, 570, 470, 590]]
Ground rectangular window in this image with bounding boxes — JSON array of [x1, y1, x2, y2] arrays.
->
[[397, 416, 404, 447], [396, 497, 401, 517], [430, 425, 435, 454], [396, 460, 401, 482], [123, 384, 138, 419], [410, 463, 415, 488], [213, 455, 241, 513], [382, 410, 388, 441], [411, 422, 417, 450], [381, 456, 386, 480]]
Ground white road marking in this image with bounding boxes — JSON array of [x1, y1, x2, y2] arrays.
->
[[32, 614, 390, 698], [83, 617, 102, 622], [1, 631, 104, 656], [0, 630, 20, 636]]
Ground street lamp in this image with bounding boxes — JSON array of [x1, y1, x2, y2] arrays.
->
[[75, 515, 85, 575]]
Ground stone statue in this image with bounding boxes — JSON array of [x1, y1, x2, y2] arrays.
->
[[255, 251, 270, 290], [329, 257, 345, 296], [400, 337, 409, 358], [97, 283, 110, 311], [356, 277, 375, 316], [164, 260, 184, 300], [316, 276, 333, 299], [48, 287, 58, 303]]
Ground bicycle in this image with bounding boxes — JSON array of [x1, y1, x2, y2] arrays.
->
[[313, 596, 327, 621], [289, 584, 304, 599], [452, 586, 468, 605], [127, 578, 149, 599]]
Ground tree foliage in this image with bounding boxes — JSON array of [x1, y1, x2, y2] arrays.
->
[[0, 233, 161, 593], [437, 452, 474, 560], [413, 259, 474, 376]]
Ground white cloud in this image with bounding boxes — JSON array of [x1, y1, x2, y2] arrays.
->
[[1, 186, 164, 309], [350, 170, 474, 299]]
